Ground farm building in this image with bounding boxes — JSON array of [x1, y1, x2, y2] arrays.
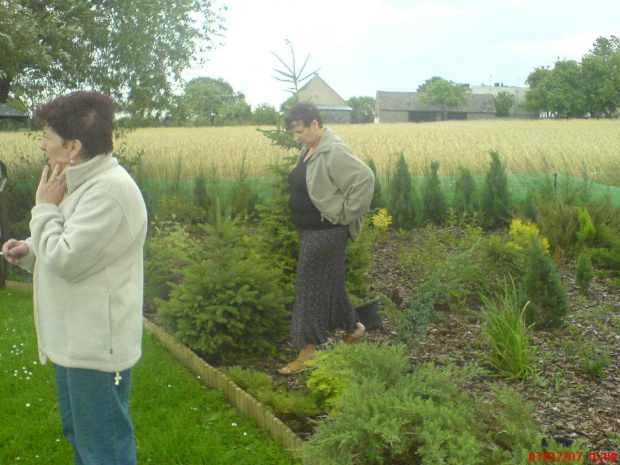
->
[[470, 84, 534, 118], [375, 91, 496, 123], [0, 104, 28, 122], [295, 74, 352, 124]]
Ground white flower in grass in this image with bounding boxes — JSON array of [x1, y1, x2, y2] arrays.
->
[[26, 403, 31, 407], [231, 422, 237, 427]]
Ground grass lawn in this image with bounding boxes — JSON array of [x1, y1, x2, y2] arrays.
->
[[0, 289, 298, 464]]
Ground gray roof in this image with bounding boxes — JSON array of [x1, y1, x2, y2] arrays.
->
[[0, 104, 28, 119], [376, 91, 496, 114], [317, 105, 352, 111]]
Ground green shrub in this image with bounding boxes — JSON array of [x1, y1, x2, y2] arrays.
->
[[452, 165, 480, 217], [576, 252, 595, 295], [302, 362, 556, 465], [521, 188, 537, 222], [306, 343, 410, 410], [521, 238, 569, 329], [345, 217, 374, 299], [387, 150, 418, 229], [481, 150, 512, 229], [223, 366, 275, 394], [144, 223, 199, 313], [481, 280, 537, 379], [155, 193, 208, 225], [255, 154, 299, 286], [575, 206, 596, 246], [367, 158, 386, 209], [535, 198, 580, 254], [157, 214, 291, 361], [421, 160, 447, 225], [256, 387, 322, 419]]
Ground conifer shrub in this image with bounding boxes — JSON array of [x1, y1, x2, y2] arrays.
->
[[387, 151, 418, 229], [421, 160, 447, 225], [452, 165, 480, 217], [521, 188, 537, 222], [306, 343, 410, 410], [575, 206, 596, 246], [144, 223, 200, 313], [481, 150, 512, 229], [520, 237, 569, 329], [255, 154, 299, 286], [576, 252, 595, 295], [367, 158, 385, 209], [157, 214, 291, 360], [302, 357, 563, 465]]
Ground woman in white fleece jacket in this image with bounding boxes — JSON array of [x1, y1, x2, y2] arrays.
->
[[2, 91, 147, 465]]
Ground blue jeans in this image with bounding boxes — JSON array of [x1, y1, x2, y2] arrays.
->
[[53, 364, 137, 465]]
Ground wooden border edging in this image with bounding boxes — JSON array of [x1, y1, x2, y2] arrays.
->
[[143, 318, 304, 460]]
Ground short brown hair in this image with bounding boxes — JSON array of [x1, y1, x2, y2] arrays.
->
[[284, 102, 322, 130], [35, 91, 116, 159]]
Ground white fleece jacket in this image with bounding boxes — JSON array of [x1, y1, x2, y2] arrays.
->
[[19, 154, 147, 372]]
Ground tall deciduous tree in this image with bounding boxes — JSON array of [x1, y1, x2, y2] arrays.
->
[[0, 0, 225, 116], [419, 78, 469, 121], [176, 77, 245, 126]]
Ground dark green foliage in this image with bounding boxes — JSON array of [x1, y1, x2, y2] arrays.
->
[[521, 189, 537, 222], [157, 214, 291, 361], [421, 161, 447, 225], [576, 252, 595, 295], [255, 154, 300, 285], [521, 238, 569, 329], [228, 154, 263, 220], [387, 151, 418, 229], [193, 174, 216, 218], [452, 165, 480, 217], [481, 151, 512, 229], [367, 158, 385, 209]]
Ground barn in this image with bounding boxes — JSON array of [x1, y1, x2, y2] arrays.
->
[[295, 74, 352, 124], [375, 91, 496, 123], [0, 104, 28, 123]]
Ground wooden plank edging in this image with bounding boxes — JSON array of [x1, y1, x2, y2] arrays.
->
[[143, 318, 304, 460]]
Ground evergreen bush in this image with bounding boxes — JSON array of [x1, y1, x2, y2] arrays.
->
[[157, 214, 291, 360], [387, 151, 418, 229], [576, 252, 595, 295], [452, 165, 480, 217], [302, 360, 559, 465], [144, 222, 199, 313], [575, 206, 596, 246], [520, 237, 569, 329], [367, 158, 385, 209], [481, 150, 512, 229], [421, 160, 447, 225]]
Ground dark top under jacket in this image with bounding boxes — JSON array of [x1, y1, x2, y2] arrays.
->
[[288, 158, 339, 231]]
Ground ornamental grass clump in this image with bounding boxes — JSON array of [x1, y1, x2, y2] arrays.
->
[[481, 280, 537, 379]]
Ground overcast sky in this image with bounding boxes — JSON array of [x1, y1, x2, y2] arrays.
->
[[186, 0, 619, 109]]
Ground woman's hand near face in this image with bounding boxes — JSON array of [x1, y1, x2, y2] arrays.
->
[[1, 239, 29, 265], [36, 163, 67, 206]]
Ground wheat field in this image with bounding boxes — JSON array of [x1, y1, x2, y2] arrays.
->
[[1, 119, 619, 183]]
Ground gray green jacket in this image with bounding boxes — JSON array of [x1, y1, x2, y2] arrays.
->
[[298, 127, 374, 241]]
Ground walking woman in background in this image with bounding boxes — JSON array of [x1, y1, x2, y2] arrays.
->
[[2, 91, 147, 464], [279, 102, 375, 375]]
